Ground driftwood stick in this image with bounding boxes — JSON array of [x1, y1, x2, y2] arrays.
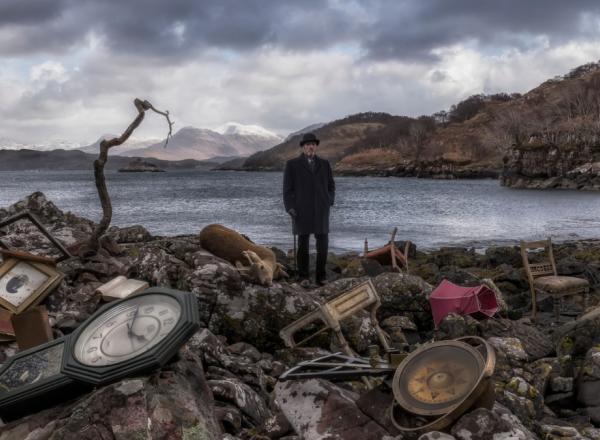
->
[[87, 99, 172, 254]]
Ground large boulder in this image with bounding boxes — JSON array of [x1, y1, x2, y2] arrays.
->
[[0, 349, 222, 440], [487, 336, 530, 395], [450, 404, 536, 440], [274, 379, 392, 440], [480, 318, 553, 361], [206, 282, 318, 352], [0, 192, 94, 259], [553, 307, 600, 357], [577, 346, 600, 407]]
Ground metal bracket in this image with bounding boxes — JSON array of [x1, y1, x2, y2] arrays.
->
[[279, 352, 396, 382]]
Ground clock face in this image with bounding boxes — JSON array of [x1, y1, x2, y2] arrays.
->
[[73, 293, 182, 367], [0, 342, 64, 393], [392, 341, 485, 416]]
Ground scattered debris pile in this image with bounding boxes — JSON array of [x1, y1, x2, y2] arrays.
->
[[0, 192, 600, 439]]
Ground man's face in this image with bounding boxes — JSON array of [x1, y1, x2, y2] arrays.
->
[[303, 142, 317, 157]]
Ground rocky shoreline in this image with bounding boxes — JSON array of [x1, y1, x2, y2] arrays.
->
[[2, 192, 600, 439], [334, 159, 500, 179], [216, 160, 501, 180], [501, 143, 600, 191]]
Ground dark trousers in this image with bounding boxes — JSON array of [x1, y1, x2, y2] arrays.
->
[[297, 233, 328, 280]]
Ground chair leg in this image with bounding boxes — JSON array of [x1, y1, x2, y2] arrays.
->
[[531, 287, 537, 323], [553, 296, 561, 323]]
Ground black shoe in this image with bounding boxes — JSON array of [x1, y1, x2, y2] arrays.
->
[[299, 279, 311, 288], [315, 277, 326, 287]]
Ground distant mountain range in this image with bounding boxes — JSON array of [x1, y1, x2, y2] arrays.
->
[[0, 122, 283, 162]]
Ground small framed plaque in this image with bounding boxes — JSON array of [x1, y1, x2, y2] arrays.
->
[[0, 258, 64, 314]]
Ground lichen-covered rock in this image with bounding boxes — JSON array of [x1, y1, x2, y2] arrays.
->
[[577, 346, 600, 407], [187, 329, 273, 400], [550, 377, 574, 393], [0, 349, 222, 439], [537, 424, 587, 440], [208, 282, 318, 352], [480, 318, 553, 361], [500, 377, 543, 424], [369, 272, 433, 330], [434, 313, 480, 340], [487, 337, 529, 382], [582, 426, 600, 440], [274, 379, 392, 440], [451, 404, 536, 440], [261, 411, 294, 439], [553, 307, 600, 357], [108, 224, 154, 243], [131, 244, 191, 289], [0, 192, 94, 259], [208, 378, 271, 426]]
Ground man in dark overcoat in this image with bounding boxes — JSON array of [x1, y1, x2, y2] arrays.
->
[[283, 132, 335, 287]]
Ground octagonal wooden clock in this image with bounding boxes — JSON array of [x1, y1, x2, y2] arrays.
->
[[62, 287, 200, 385], [0, 287, 200, 417]]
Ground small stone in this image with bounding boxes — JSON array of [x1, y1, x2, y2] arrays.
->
[[418, 431, 456, 440], [538, 424, 583, 439], [550, 377, 573, 393]]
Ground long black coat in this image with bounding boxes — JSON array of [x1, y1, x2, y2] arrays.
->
[[283, 154, 335, 235]]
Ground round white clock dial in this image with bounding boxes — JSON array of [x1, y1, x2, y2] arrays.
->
[[73, 294, 182, 366]]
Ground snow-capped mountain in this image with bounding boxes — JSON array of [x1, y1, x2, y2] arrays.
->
[[216, 122, 282, 139], [0, 122, 283, 161], [124, 124, 283, 161]]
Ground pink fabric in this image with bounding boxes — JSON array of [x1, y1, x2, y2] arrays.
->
[[429, 279, 499, 328]]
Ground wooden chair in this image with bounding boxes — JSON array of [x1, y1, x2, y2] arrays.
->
[[520, 238, 589, 322], [279, 279, 391, 357], [363, 228, 410, 273]]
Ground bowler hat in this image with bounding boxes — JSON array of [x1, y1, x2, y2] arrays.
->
[[299, 132, 320, 146]]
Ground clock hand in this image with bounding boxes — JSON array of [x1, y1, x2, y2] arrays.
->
[[127, 306, 140, 336]]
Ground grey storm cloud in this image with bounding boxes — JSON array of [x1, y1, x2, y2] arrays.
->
[[364, 0, 600, 60], [2, 0, 600, 60]]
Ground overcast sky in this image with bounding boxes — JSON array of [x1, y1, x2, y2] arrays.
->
[[2, 0, 600, 144]]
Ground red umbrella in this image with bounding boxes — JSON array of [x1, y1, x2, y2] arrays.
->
[[429, 279, 499, 328]]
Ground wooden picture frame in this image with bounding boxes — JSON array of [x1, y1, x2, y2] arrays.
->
[[0, 258, 64, 314], [0, 211, 72, 263]]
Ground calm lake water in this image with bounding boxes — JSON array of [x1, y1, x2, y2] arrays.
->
[[1, 169, 600, 253]]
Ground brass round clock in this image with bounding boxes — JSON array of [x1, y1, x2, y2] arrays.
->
[[391, 340, 484, 416], [62, 287, 200, 385]]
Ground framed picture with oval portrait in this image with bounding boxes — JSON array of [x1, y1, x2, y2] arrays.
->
[[0, 259, 63, 314]]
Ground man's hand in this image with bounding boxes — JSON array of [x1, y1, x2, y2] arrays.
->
[[288, 208, 297, 218]]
